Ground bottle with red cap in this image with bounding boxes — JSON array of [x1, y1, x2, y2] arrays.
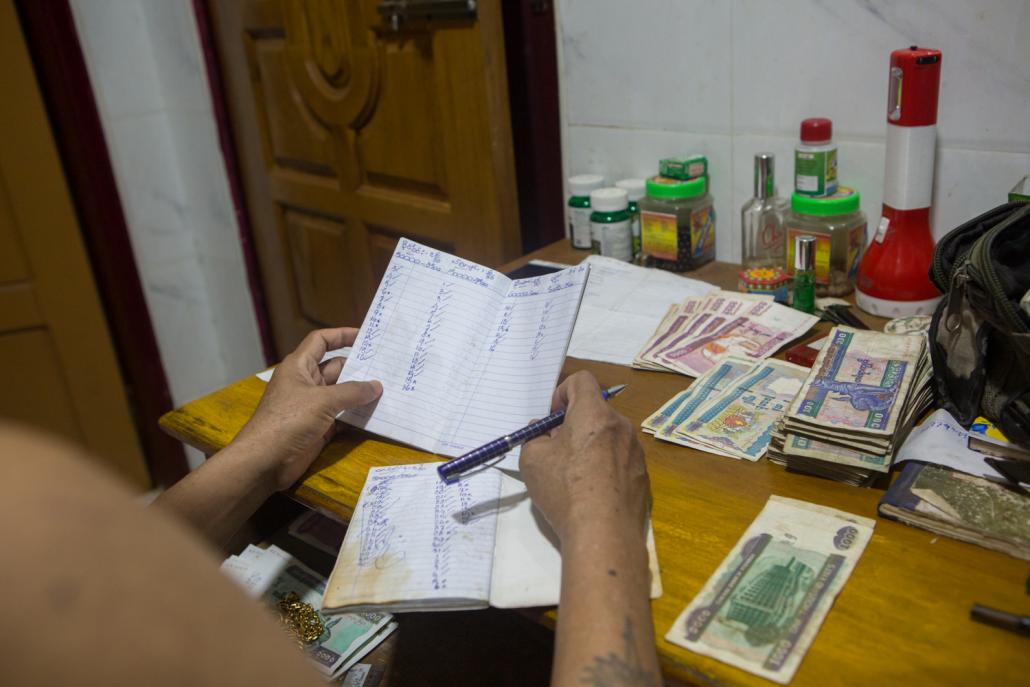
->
[[795, 118, 838, 197]]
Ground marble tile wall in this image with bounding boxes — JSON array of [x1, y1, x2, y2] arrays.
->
[[70, 0, 265, 469], [555, 0, 1030, 262]]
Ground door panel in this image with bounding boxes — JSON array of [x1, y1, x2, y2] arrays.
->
[[0, 0, 149, 488], [210, 0, 519, 354]]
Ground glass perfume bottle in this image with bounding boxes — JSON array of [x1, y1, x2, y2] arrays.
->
[[741, 153, 788, 269]]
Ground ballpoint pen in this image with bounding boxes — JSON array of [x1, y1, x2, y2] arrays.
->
[[437, 384, 628, 483]]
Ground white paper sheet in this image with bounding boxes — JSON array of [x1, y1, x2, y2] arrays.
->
[[337, 239, 589, 465], [489, 472, 662, 608], [567, 256, 715, 366], [895, 409, 1005, 480]]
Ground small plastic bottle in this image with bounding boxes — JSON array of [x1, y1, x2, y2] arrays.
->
[[795, 118, 838, 197], [792, 235, 817, 314], [589, 188, 632, 262], [615, 178, 645, 262], [568, 174, 605, 249]]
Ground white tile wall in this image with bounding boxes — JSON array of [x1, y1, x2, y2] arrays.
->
[[71, 0, 265, 469], [556, 0, 1030, 261]]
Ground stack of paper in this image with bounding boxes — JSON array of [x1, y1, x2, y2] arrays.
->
[[633, 291, 818, 377], [767, 327, 934, 486], [642, 358, 808, 460], [221, 545, 397, 680]]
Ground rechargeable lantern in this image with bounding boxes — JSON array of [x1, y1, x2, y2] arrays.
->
[[856, 47, 943, 317]]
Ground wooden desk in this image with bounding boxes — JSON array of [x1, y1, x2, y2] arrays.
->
[[162, 242, 1030, 686]]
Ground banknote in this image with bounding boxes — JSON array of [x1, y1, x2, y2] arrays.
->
[[677, 360, 808, 461], [650, 358, 754, 440], [634, 292, 797, 375], [659, 297, 818, 377], [780, 432, 890, 471], [785, 327, 924, 439], [220, 545, 395, 679], [634, 299, 705, 370], [666, 496, 874, 684], [263, 560, 393, 678], [641, 387, 696, 434]]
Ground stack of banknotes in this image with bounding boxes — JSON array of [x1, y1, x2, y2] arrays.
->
[[642, 357, 809, 460], [666, 495, 875, 684], [634, 291, 819, 377], [768, 326, 934, 486], [221, 544, 397, 681]]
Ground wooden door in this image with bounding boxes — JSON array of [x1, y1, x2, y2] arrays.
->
[[208, 0, 521, 354], [0, 1, 149, 488]]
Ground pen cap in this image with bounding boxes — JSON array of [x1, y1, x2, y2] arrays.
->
[[795, 235, 816, 272]]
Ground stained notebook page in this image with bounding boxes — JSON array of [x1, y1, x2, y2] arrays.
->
[[338, 238, 589, 462], [323, 463, 502, 613]]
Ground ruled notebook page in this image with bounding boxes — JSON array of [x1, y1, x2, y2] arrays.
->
[[338, 238, 589, 465], [322, 464, 502, 613], [437, 264, 590, 467], [337, 239, 510, 453]]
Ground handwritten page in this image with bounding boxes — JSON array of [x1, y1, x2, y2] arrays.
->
[[567, 256, 715, 366], [338, 239, 589, 465], [323, 464, 503, 612], [323, 464, 663, 613]]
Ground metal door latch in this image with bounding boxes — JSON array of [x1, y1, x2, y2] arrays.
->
[[377, 0, 477, 31]]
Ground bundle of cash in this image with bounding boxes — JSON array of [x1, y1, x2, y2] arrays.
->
[[642, 357, 808, 461], [221, 545, 397, 681], [767, 326, 934, 486], [666, 496, 875, 684], [633, 291, 818, 377]]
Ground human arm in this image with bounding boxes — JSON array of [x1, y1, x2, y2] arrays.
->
[[155, 327, 382, 546], [520, 371, 661, 687], [0, 424, 326, 687]]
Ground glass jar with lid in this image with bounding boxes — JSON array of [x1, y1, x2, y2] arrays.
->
[[783, 187, 866, 296], [639, 175, 715, 272]]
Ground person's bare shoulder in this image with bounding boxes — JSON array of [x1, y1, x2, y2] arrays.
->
[[0, 422, 323, 687]]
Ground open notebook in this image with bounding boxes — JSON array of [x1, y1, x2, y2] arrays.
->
[[337, 239, 590, 468], [322, 463, 662, 613]]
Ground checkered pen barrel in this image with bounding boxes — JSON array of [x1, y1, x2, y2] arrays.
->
[[436, 384, 627, 484]]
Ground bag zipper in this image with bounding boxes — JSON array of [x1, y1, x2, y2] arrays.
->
[[969, 203, 1030, 334]]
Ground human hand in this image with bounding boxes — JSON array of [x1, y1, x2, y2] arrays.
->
[[520, 371, 649, 544], [233, 327, 382, 490]]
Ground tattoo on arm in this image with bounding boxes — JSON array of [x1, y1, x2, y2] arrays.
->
[[579, 616, 657, 686]]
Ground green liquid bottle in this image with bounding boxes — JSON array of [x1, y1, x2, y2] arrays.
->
[[792, 235, 816, 314]]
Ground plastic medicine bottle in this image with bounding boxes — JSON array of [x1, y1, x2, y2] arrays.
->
[[567, 174, 605, 249], [615, 178, 646, 262], [795, 118, 838, 197], [589, 188, 633, 262]]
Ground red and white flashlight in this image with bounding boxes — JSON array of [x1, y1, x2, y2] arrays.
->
[[856, 46, 943, 317]]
